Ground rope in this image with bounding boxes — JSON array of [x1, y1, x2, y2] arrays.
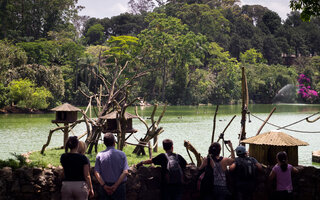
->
[[275, 112, 320, 130], [250, 112, 320, 133]]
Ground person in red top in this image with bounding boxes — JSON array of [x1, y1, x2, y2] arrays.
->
[[269, 151, 299, 200]]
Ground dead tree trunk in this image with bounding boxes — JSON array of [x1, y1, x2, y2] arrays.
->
[[132, 103, 167, 155]]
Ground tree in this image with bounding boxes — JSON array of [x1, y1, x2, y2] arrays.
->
[[0, 40, 27, 76], [138, 13, 208, 103], [175, 3, 230, 43], [241, 5, 269, 25], [240, 48, 263, 64], [5, 64, 65, 106], [85, 24, 105, 45], [0, 83, 8, 108], [261, 10, 281, 34], [246, 64, 297, 103], [8, 79, 52, 109], [262, 36, 282, 65], [290, 0, 320, 21], [0, 0, 81, 41], [128, 0, 155, 14]]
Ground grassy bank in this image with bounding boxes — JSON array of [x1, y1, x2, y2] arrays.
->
[[28, 144, 165, 168]]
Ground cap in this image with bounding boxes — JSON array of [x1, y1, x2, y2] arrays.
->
[[235, 145, 246, 156]]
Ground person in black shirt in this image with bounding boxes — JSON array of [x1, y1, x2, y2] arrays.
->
[[60, 136, 94, 200], [229, 145, 262, 200], [136, 139, 187, 200]]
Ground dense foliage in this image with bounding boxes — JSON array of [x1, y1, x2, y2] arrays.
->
[[0, 0, 319, 109]]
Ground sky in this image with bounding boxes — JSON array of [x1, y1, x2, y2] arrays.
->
[[77, 0, 292, 20]]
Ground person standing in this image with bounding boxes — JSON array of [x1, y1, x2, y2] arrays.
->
[[269, 151, 298, 200], [200, 141, 235, 200], [94, 133, 129, 200], [136, 139, 187, 200], [60, 136, 94, 200], [229, 145, 262, 200]]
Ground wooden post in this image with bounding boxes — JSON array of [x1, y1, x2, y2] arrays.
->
[[63, 123, 69, 148], [256, 107, 276, 135], [211, 105, 219, 143], [148, 141, 152, 159], [153, 135, 158, 152], [240, 66, 249, 141]]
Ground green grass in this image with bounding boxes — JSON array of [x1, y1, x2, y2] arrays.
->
[[28, 144, 165, 168]]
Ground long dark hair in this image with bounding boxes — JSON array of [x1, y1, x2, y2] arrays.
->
[[209, 142, 221, 160], [277, 151, 288, 172], [65, 136, 79, 153]]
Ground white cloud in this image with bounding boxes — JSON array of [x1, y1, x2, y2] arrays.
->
[[77, 0, 129, 19], [241, 0, 291, 20]]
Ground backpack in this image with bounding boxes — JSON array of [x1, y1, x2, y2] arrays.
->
[[197, 156, 214, 192], [165, 153, 183, 184], [235, 157, 256, 180]]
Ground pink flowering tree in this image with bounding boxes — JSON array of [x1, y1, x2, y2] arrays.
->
[[297, 74, 319, 103]]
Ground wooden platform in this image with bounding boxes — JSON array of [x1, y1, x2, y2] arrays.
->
[[312, 150, 320, 163]]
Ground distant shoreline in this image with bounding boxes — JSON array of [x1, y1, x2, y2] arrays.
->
[[0, 106, 52, 114]]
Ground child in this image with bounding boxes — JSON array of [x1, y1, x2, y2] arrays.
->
[[269, 151, 298, 200]]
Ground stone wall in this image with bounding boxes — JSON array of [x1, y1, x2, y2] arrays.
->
[[0, 165, 320, 200]]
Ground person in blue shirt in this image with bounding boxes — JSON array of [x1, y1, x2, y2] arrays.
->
[[94, 133, 129, 200]]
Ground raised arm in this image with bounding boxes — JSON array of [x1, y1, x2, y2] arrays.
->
[[199, 157, 208, 170], [136, 159, 153, 168], [228, 142, 235, 159]]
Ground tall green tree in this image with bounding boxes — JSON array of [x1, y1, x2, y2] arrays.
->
[[0, 0, 80, 41], [85, 24, 105, 45], [0, 40, 27, 76], [290, 0, 320, 21], [138, 13, 207, 103]]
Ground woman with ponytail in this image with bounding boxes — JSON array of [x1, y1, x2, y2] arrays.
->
[[60, 136, 94, 199], [269, 151, 298, 200]]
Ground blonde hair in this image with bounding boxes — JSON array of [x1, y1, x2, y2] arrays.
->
[[78, 141, 87, 155]]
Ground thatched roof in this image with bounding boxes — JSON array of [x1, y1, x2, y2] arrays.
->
[[51, 103, 81, 112], [99, 111, 138, 119], [241, 131, 309, 146]]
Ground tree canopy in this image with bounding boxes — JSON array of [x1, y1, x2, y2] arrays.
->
[[0, 0, 319, 109]]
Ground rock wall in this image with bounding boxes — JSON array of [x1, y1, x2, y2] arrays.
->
[[0, 165, 320, 200]]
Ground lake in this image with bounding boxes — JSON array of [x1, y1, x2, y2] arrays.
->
[[0, 104, 320, 167]]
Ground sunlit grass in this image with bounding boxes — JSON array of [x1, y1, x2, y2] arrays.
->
[[28, 144, 165, 168]]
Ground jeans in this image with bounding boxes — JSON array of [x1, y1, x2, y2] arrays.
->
[[99, 182, 126, 200]]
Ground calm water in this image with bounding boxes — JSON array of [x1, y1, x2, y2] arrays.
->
[[0, 104, 320, 167]]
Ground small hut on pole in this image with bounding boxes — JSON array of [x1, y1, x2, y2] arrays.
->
[[241, 130, 308, 166], [99, 111, 138, 134], [99, 111, 138, 149], [51, 103, 81, 147]]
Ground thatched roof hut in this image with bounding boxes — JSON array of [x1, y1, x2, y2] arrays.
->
[[51, 103, 81, 112], [241, 131, 308, 166], [99, 111, 138, 119], [99, 111, 138, 133], [51, 103, 81, 123]]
